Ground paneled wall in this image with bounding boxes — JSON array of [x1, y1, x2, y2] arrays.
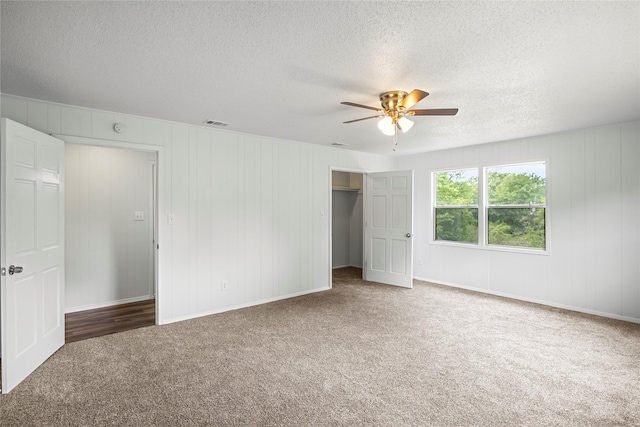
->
[[65, 143, 156, 312], [1, 94, 393, 324], [396, 121, 640, 323]]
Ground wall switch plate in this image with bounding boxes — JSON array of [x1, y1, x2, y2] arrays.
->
[[168, 214, 175, 225], [134, 211, 144, 221], [221, 280, 228, 291]]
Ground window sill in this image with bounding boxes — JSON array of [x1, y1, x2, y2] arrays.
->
[[430, 240, 550, 256]]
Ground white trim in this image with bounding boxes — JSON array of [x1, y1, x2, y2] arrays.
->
[[65, 295, 153, 314], [429, 159, 550, 255], [332, 264, 362, 270], [52, 133, 164, 325], [160, 286, 332, 325], [329, 166, 368, 288], [414, 276, 640, 325], [51, 133, 161, 152]]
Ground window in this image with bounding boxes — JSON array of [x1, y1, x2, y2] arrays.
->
[[433, 162, 547, 250], [434, 169, 478, 244], [487, 163, 546, 249]]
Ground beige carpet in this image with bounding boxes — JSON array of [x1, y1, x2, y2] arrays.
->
[[1, 267, 639, 426]]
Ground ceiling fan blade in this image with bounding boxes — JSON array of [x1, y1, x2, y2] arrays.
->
[[343, 115, 384, 124], [341, 101, 383, 112], [399, 89, 429, 110], [409, 108, 459, 116]]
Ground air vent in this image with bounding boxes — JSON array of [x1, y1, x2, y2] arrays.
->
[[203, 119, 231, 127], [331, 142, 349, 146]]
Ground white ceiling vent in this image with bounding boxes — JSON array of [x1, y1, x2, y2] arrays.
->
[[203, 119, 231, 127], [331, 142, 349, 147]]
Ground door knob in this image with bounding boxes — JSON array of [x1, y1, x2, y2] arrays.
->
[[406, 233, 413, 238], [8, 265, 23, 275]]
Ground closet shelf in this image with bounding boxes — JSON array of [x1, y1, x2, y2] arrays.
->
[[332, 186, 361, 192]]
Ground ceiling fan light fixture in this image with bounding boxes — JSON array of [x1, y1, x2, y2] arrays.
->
[[377, 116, 395, 136], [398, 116, 414, 133]]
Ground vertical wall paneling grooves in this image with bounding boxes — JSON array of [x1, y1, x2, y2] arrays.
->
[[548, 133, 572, 304], [2, 93, 394, 324], [187, 128, 198, 313], [273, 141, 280, 297], [197, 129, 212, 313], [569, 130, 587, 309], [594, 126, 622, 315], [620, 122, 640, 318], [237, 135, 246, 303], [260, 138, 275, 300], [397, 121, 640, 323], [170, 125, 189, 320], [583, 129, 597, 310], [232, 134, 241, 306]]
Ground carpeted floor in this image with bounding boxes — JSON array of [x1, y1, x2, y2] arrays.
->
[[1, 267, 639, 426]]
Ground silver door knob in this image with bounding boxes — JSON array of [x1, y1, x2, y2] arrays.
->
[[406, 233, 413, 238], [8, 265, 23, 275]]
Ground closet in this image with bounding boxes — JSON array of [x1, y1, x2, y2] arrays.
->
[[331, 171, 363, 269]]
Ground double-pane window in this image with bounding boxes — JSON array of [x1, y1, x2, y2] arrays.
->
[[433, 162, 546, 250]]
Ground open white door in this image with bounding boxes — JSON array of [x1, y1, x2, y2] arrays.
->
[[1, 118, 65, 394], [364, 170, 414, 288]]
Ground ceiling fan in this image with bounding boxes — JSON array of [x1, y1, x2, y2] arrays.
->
[[341, 89, 458, 150]]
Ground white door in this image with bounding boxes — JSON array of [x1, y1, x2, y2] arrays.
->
[[364, 170, 414, 288], [1, 118, 65, 394]]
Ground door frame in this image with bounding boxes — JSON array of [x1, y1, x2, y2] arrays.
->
[[52, 134, 164, 324], [328, 166, 368, 288]]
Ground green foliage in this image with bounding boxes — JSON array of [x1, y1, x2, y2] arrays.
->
[[435, 171, 478, 205], [435, 208, 478, 243], [488, 171, 545, 205], [488, 208, 546, 249]]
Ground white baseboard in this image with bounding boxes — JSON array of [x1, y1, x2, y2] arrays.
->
[[332, 264, 350, 269], [414, 276, 640, 325], [65, 295, 153, 314], [159, 286, 332, 325], [332, 264, 362, 270]]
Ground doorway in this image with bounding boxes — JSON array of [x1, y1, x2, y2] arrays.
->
[[63, 143, 158, 341], [331, 170, 364, 284], [329, 168, 415, 290]]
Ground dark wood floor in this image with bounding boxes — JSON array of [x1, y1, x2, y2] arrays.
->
[[65, 299, 156, 343]]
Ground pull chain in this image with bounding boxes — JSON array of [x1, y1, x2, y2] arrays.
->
[[392, 124, 398, 151]]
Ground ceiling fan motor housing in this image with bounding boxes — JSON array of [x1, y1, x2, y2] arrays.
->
[[379, 91, 409, 112]]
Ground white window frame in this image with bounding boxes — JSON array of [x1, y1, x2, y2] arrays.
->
[[431, 160, 550, 255], [432, 167, 480, 247]]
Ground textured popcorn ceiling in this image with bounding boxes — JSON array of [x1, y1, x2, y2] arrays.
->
[[1, 1, 639, 155]]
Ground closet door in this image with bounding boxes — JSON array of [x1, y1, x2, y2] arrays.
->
[[364, 170, 413, 288]]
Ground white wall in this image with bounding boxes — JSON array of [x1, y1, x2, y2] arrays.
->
[[348, 191, 363, 268], [65, 143, 156, 312], [331, 189, 363, 268], [1, 94, 393, 324], [396, 121, 640, 323], [331, 190, 351, 268]]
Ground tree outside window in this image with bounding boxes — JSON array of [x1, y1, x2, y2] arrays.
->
[[434, 169, 478, 244], [433, 162, 547, 250], [487, 163, 546, 249]]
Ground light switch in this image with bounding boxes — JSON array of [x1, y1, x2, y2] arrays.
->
[[134, 211, 144, 221], [168, 214, 176, 225]]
